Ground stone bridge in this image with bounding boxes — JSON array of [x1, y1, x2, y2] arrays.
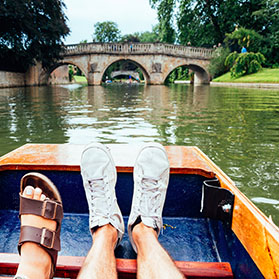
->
[[26, 43, 213, 86]]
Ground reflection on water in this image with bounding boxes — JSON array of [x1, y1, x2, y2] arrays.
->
[[0, 84, 279, 224]]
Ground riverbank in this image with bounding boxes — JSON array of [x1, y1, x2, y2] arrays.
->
[[213, 68, 279, 83], [73, 75, 87, 84], [174, 80, 279, 89], [210, 81, 279, 89]]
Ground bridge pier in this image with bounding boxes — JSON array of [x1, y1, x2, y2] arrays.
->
[[194, 71, 210, 85], [87, 72, 102, 86], [25, 63, 44, 86], [149, 73, 165, 85]]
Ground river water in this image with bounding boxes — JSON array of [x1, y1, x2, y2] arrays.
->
[[0, 83, 279, 224]]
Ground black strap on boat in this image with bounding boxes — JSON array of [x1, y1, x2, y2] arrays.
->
[[200, 177, 235, 227]]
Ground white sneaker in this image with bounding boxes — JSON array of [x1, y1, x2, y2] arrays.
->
[[81, 143, 124, 247], [128, 142, 170, 252]]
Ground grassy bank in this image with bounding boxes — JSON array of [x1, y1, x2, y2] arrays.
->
[[213, 68, 279, 83], [73, 75, 87, 84]]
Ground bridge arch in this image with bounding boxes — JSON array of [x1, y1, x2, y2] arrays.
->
[[111, 71, 140, 80], [163, 63, 210, 84], [101, 58, 150, 83], [39, 61, 88, 85]]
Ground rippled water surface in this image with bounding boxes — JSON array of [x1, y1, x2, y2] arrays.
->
[[0, 84, 279, 224]]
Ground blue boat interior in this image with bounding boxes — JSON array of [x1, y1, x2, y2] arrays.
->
[[0, 170, 264, 278]]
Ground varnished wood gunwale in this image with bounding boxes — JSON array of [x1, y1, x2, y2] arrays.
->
[[0, 144, 215, 178], [194, 147, 279, 279], [0, 253, 233, 279]]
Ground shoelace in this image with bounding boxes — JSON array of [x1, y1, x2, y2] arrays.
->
[[88, 178, 111, 217], [138, 177, 162, 220]]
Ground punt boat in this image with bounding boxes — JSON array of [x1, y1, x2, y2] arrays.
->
[[0, 144, 278, 279]]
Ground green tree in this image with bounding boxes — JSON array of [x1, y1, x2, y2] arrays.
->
[[166, 66, 189, 83], [120, 25, 160, 43], [139, 25, 160, 42], [178, 0, 266, 46], [224, 28, 265, 53], [209, 47, 231, 78], [253, 0, 279, 65], [93, 21, 121, 43], [150, 0, 176, 43], [120, 33, 141, 43], [0, 0, 70, 72], [225, 52, 265, 77], [151, 0, 268, 46], [68, 65, 74, 82]]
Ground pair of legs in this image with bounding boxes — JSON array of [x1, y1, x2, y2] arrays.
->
[[15, 143, 185, 279], [78, 223, 183, 279]]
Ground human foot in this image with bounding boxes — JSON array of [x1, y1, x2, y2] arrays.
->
[[16, 173, 63, 279], [128, 142, 170, 252], [81, 143, 124, 247]]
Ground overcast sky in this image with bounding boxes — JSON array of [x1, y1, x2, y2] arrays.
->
[[63, 0, 158, 44]]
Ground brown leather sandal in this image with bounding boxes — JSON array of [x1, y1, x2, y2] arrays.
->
[[18, 172, 63, 279]]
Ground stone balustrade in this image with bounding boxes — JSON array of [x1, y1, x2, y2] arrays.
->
[[64, 43, 213, 60]]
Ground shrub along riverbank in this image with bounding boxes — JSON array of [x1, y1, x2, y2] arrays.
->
[[213, 68, 279, 83]]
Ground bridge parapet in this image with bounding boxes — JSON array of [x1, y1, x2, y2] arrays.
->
[[64, 43, 213, 60]]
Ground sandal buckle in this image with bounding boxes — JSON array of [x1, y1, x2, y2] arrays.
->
[[40, 228, 55, 249], [41, 200, 57, 219]]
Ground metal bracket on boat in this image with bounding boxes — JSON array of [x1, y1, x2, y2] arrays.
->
[[200, 178, 235, 226]]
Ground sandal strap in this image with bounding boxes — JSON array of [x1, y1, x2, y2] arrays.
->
[[18, 226, 60, 270], [19, 195, 63, 222]]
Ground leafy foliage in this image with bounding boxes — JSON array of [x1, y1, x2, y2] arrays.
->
[[225, 52, 240, 68], [120, 25, 160, 43], [166, 66, 189, 83], [151, 0, 276, 50], [209, 47, 231, 78], [121, 34, 141, 43], [224, 28, 265, 53], [252, 0, 279, 66], [225, 52, 265, 78], [0, 0, 70, 72], [139, 25, 160, 42], [151, 0, 279, 65], [151, 0, 266, 46], [93, 21, 121, 43], [68, 65, 74, 82], [150, 0, 176, 43]]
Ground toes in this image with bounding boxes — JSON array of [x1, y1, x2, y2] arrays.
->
[[22, 186, 45, 201], [33, 187, 43, 200], [23, 186, 34, 199]]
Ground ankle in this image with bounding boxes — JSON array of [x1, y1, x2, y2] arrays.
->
[[93, 224, 118, 245], [16, 242, 52, 279], [132, 222, 157, 246]]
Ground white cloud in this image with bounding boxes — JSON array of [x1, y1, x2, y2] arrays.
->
[[63, 0, 158, 44]]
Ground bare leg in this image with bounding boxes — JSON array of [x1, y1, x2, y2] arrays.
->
[[133, 222, 185, 279], [77, 224, 118, 279], [79, 143, 125, 279], [15, 186, 56, 279]]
